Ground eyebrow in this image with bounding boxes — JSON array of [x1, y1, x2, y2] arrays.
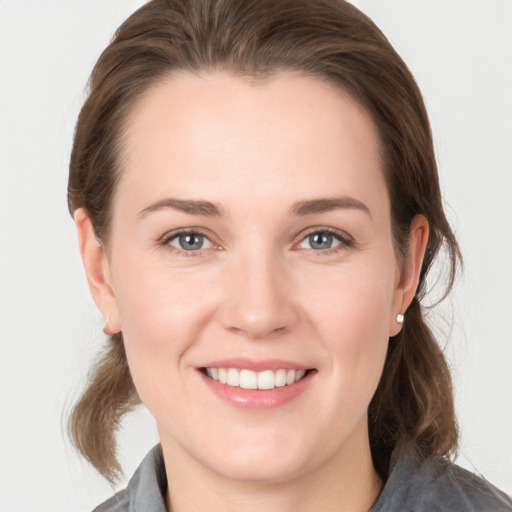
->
[[138, 196, 371, 219], [289, 197, 371, 217], [138, 198, 224, 218]]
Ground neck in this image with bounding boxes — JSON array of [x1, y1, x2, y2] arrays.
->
[[161, 418, 383, 512]]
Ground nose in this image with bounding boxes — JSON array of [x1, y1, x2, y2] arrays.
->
[[218, 252, 299, 340]]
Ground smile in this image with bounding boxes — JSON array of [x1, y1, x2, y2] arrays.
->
[[204, 367, 307, 390]]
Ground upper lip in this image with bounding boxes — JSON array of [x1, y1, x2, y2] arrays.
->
[[199, 358, 312, 372]]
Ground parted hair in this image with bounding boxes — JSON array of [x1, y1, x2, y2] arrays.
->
[[68, 0, 461, 483]]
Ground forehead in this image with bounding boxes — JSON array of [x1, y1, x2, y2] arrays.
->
[[116, 71, 387, 218]]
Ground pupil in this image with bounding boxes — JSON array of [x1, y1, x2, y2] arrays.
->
[[310, 233, 332, 250], [180, 234, 203, 250]]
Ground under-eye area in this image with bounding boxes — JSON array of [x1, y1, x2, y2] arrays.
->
[[200, 367, 316, 390]]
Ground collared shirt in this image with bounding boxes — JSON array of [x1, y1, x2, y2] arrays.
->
[[93, 444, 512, 512]]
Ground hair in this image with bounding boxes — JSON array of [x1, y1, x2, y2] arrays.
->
[[68, 0, 461, 483]]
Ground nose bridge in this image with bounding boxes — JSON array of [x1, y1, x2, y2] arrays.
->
[[219, 243, 297, 339]]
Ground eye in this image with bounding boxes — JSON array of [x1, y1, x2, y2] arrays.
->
[[167, 232, 213, 251], [297, 230, 348, 251]]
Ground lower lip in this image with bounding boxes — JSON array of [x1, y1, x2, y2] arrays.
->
[[199, 370, 315, 410]]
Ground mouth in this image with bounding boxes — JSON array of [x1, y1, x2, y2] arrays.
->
[[200, 367, 313, 390], [198, 361, 316, 409]]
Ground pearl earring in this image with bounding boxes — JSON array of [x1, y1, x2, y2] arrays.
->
[[396, 313, 404, 324], [103, 313, 112, 335]]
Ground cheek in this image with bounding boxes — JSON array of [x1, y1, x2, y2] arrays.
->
[[310, 257, 396, 402], [114, 249, 212, 332], [110, 256, 217, 393]]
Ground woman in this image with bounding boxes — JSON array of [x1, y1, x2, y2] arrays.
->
[[67, 0, 512, 510]]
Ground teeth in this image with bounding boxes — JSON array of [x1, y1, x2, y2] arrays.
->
[[239, 369, 257, 390], [227, 368, 239, 387], [275, 369, 287, 387], [258, 370, 275, 390], [204, 367, 308, 390]]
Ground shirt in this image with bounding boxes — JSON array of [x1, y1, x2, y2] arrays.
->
[[93, 444, 512, 511]]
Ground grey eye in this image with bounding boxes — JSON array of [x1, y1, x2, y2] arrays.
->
[[299, 232, 342, 250], [169, 233, 212, 251], [309, 233, 333, 250]]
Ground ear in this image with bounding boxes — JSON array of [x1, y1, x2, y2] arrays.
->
[[74, 208, 121, 335], [389, 214, 429, 336]]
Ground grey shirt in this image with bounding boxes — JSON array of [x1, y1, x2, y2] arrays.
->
[[93, 445, 512, 511]]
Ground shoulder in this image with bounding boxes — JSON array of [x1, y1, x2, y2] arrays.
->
[[91, 490, 130, 512], [91, 445, 167, 512], [371, 450, 512, 512]]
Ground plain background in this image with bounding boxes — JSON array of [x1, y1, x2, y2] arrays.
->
[[0, 1, 511, 510]]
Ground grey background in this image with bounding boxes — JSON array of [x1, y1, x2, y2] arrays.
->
[[0, 1, 511, 510]]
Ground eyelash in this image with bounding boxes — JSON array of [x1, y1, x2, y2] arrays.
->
[[159, 228, 216, 257], [297, 226, 354, 255], [159, 226, 354, 257]]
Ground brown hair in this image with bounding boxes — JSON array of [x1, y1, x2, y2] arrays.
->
[[68, 0, 461, 483]]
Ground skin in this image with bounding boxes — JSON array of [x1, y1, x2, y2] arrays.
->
[[75, 72, 429, 512]]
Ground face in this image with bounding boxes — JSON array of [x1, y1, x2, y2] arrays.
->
[[82, 72, 423, 483]]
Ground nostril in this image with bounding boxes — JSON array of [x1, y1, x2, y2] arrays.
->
[[217, 270, 299, 339]]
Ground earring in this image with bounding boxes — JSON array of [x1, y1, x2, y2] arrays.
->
[[103, 313, 113, 335], [396, 313, 404, 324]]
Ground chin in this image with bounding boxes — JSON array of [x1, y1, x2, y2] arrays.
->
[[209, 447, 312, 484], [193, 422, 332, 484]]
